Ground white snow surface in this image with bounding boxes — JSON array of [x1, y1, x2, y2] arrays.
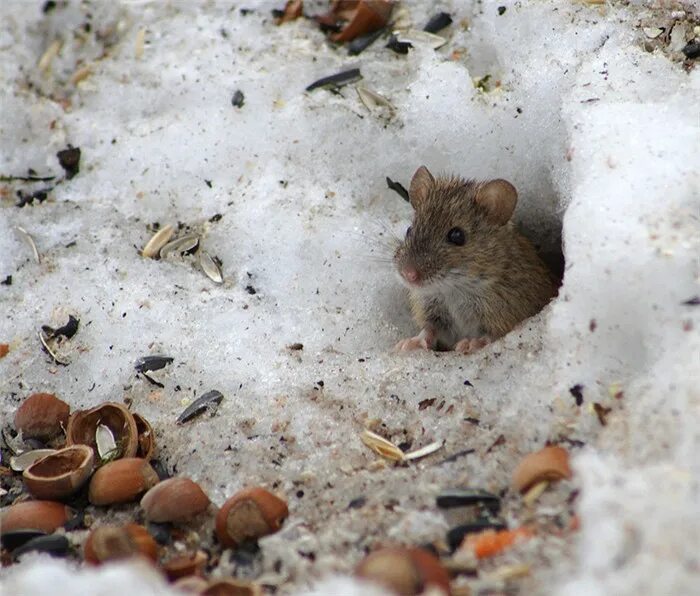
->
[[1, 1, 699, 595]]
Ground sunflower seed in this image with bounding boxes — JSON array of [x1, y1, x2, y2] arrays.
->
[[1, 530, 47, 552], [159, 234, 200, 259], [135, 355, 173, 373], [436, 489, 501, 510], [356, 86, 395, 113], [200, 251, 223, 284], [395, 29, 447, 49], [177, 389, 224, 424], [13, 534, 70, 559], [10, 449, 57, 472], [423, 12, 452, 34], [142, 224, 175, 259], [38, 329, 69, 365], [15, 226, 40, 263], [306, 68, 362, 92], [360, 430, 404, 462], [38, 39, 61, 72], [403, 440, 443, 460], [95, 424, 119, 460]]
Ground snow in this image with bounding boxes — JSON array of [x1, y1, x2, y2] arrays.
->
[[1, 0, 699, 594]]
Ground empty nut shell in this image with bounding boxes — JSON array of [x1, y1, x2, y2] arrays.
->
[[84, 523, 159, 564], [88, 458, 160, 506], [215, 487, 289, 548], [0, 501, 73, 534], [161, 550, 208, 581], [140, 477, 210, 523], [66, 402, 138, 459], [511, 445, 572, 493], [14, 393, 70, 441], [23, 444, 94, 500], [133, 413, 155, 460], [355, 547, 452, 596]]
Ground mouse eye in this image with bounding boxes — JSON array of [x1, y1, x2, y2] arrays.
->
[[405, 226, 412, 238], [447, 227, 465, 246]]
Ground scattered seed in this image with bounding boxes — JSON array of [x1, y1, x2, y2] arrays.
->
[[682, 296, 699, 306], [38, 39, 61, 72], [135, 28, 146, 59], [386, 35, 412, 54], [436, 489, 500, 511], [305, 68, 362, 92], [135, 355, 173, 373], [682, 41, 700, 59], [348, 28, 385, 55], [1, 530, 47, 552], [142, 224, 175, 258], [592, 402, 612, 426], [485, 563, 531, 581], [2, 428, 23, 456], [159, 234, 200, 259], [56, 146, 81, 179], [38, 329, 69, 365], [12, 534, 70, 559], [386, 177, 409, 202], [437, 448, 475, 465], [200, 251, 223, 284], [232, 90, 245, 108], [642, 27, 664, 39], [15, 226, 40, 263], [356, 85, 395, 114], [347, 496, 367, 509], [522, 480, 549, 506], [95, 424, 119, 460], [403, 440, 443, 460], [16, 188, 52, 207], [70, 65, 91, 85], [361, 430, 404, 462], [395, 29, 447, 50], [423, 12, 452, 34], [497, 6, 506, 15], [177, 390, 224, 424], [9, 449, 57, 472], [42, 314, 79, 340], [286, 342, 304, 351], [569, 384, 584, 406], [1, 275, 11, 285]]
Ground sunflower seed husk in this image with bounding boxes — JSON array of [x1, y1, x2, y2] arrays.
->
[[95, 424, 119, 460], [142, 224, 174, 258], [356, 86, 396, 113], [305, 68, 362, 92], [200, 251, 223, 284], [404, 440, 443, 461], [2, 428, 23, 456], [42, 315, 79, 340], [360, 430, 404, 462], [38, 39, 61, 72], [436, 489, 501, 510], [135, 355, 173, 373], [159, 234, 200, 259], [38, 329, 69, 365], [395, 29, 447, 49], [10, 449, 57, 472], [1, 530, 48, 552], [15, 226, 40, 263], [177, 390, 224, 424], [12, 534, 70, 559]]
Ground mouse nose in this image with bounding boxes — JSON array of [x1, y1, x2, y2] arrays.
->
[[401, 266, 421, 284]]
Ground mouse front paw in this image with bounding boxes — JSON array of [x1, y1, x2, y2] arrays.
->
[[454, 336, 491, 354], [394, 328, 436, 352]]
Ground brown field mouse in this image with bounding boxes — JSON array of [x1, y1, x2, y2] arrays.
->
[[393, 166, 558, 354]]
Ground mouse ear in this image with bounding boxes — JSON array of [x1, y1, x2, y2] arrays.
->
[[409, 166, 434, 207], [475, 179, 518, 225]]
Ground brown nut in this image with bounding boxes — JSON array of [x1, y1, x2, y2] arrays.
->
[[215, 487, 288, 548], [88, 458, 160, 506], [0, 500, 73, 534], [23, 444, 94, 500], [511, 445, 572, 493], [14, 393, 70, 441], [66, 402, 138, 459], [355, 547, 452, 596], [133, 413, 156, 460], [330, 1, 394, 43], [140, 477, 210, 523], [84, 523, 159, 564], [161, 550, 208, 581], [202, 579, 262, 596]]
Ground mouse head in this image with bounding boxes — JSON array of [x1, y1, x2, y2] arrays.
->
[[394, 165, 518, 289]]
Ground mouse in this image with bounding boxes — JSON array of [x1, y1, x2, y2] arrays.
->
[[393, 165, 558, 354]]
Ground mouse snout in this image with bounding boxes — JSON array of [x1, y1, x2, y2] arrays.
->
[[400, 265, 421, 285]]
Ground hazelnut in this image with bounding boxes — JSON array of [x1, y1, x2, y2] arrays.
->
[[84, 523, 159, 564], [202, 579, 262, 596], [355, 547, 452, 596], [133, 413, 155, 460], [23, 444, 94, 500], [88, 458, 160, 506], [66, 402, 138, 459], [0, 500, 73, 534], [215, 487, 288, 548], [14, 393, 70, 441], [161, 550, 208, 581], [140, 477, 210, 523], [511, 445, 572, 493]]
